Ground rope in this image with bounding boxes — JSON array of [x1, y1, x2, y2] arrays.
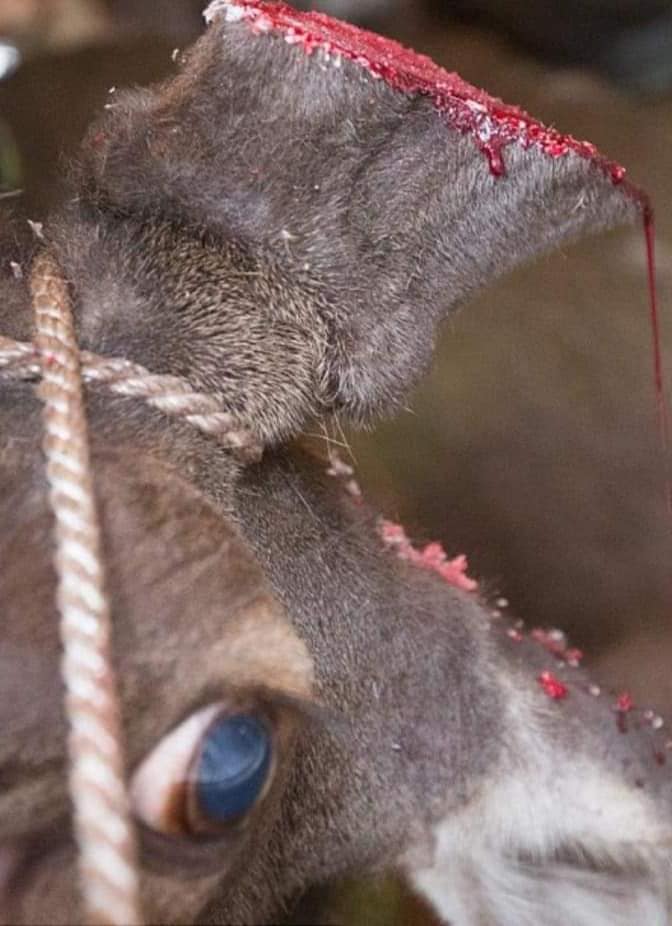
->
[[4, 252, 264, 922], [0, 341, 262, 462], [30, 253, 142, 926]]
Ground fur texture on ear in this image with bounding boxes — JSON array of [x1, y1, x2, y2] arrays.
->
[[72, 0, 644, 428]]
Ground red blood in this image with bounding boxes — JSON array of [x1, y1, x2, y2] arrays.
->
[[537, 671, 568, 700], [379, 521, 407, 545], [616, 691, 634, 713], [645, 214, 665, 429], [610, 164, 627, 183], [615, 691, 634, 733], [210, 0, 647, 193], [378, 519, 478, 592], [643, 213, 672, 512]]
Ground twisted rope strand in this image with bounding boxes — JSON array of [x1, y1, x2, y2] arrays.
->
[[0, 336, 40, 377], [0, 337, 262, 461], [31, 254, 142, 926]]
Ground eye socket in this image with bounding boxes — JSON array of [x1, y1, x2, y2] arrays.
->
[[130, 703, 274, 838]]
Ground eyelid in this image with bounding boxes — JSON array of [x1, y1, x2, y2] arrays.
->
[[256, 688, 335, 732], [174, 685, 331, 736]]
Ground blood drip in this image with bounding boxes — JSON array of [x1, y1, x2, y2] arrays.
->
[[615, 691, 634, 733], [616, 691, 634, 711], [643, 211, 672, 512]]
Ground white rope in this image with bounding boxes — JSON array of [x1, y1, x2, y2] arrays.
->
[[31, 253, 143, 926]]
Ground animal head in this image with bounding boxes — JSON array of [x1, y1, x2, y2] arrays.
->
[[1, 3, 669, 925]]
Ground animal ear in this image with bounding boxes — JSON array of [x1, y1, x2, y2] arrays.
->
[[78, 0, 643, 423]]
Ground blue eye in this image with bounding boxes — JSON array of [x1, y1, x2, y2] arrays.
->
[[193, 714, 272, 824]]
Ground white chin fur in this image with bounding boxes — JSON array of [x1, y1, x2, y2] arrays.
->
[[411, 847, 670, 926], [406, 681, 672, 925]]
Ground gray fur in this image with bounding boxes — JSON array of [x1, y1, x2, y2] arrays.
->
[[53, 14, 636, 440], [1, 392, 670, 924]]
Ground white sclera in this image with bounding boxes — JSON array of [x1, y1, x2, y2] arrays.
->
[[130, 704, 222, 832]]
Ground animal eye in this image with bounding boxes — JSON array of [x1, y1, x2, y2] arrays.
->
[[130, 703, 274, 837], [191, 714, 272, 825]]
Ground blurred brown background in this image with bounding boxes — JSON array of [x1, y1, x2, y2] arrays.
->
[[1, 1, 671, 922]]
